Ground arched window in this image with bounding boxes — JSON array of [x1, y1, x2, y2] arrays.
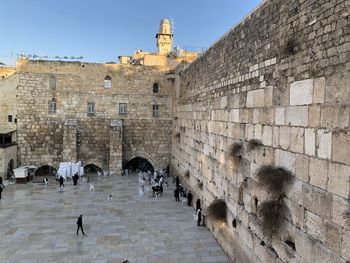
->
[[104, 75, 112, 88], [49, 76, 56, 89], [153, 83, 159, 93]]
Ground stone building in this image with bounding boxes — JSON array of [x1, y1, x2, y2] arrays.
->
[[0, 0, 350, 262]]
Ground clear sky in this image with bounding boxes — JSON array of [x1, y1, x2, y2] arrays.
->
[[1, 0, 261, 65]]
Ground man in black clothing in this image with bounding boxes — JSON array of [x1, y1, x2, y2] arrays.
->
[[76, 215, 85, 235], [73, 173, 79, 186], [197, 208, 202, 226], [175, 176, 180, 189], [196, 199, 201, 211], [174, 188, 180, 202], [0, 176, 4, 199], [187, 191, 193, 206]]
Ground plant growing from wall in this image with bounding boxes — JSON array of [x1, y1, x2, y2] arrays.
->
[[230, 142, 243, 159], [197, 181, 203, 190], [256, 165, 294, 197], [208, 199, 227, 222], [256, 165, 294, 238], [247, 139, 262, 151], [258, 198, 287, 236], [184, 169, 190, 179], [286, 38, 299, 55]]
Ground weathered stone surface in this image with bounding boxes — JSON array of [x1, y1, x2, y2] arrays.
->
[[332, 131, 350, 165], [309, 157, 328, 190], [290, 79, 313, 106], [286, 106, 308, 127], [317, 129, 332, 159]]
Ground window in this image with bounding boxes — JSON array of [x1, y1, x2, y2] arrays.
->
[[152, 104, 159, 117], [48, 99, 57, 113], [119, 103, 127, 115], [104, 75, 112, 88], [153, 83, 159, 93], [49, 76, 56, 89], [87, 102, 95, 114], [8, 115, 13, 122]]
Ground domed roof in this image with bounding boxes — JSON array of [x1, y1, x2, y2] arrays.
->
[[160, 18, 170, 24]]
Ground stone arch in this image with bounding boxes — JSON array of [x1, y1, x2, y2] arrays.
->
[[7, 159, 15, 179], [84, 163, 103, 175], [123, 151, 158, 171], [35, 165, 56, 177], [123, 157, 154, 173]]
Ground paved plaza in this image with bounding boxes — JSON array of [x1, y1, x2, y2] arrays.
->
[[0, 174, 230, 263]]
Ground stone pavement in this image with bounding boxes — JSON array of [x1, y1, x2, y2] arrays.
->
[[0, 174, 230, 263]]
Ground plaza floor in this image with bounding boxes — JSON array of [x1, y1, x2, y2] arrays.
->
[[0, 174, 230, 263]]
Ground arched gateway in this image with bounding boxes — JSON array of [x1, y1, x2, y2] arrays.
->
[[123, 157, 154, 174]]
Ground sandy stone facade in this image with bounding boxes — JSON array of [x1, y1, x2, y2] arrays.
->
[[14, 59, 173, 173], [171, 0, 350, 262]]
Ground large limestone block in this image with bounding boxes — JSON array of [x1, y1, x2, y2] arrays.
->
[[286, 106, 308, 127], [275, 107, 285, 125], [279, 126, 290, 150], [332, 195, 350, 229], [325, 70, 350, 104], [262, 125, 273, 146], [317, 130, 332, 159], [290, 127, 304, 153], [290, 79, 314, 105], [332, 131, 350, 165], [313, 77, 326, 103], [305, 210, 325, 241], [246, 89, 265, 108], [275, 149, 296, 173], [321, 105, 349, 129], [305, 128, 316, 156], [295, 228, 317, 263], [328, 163, 350, 199], [324, 221, 342, 254], [309, 157, 328, 190], [309, 105, 321, 127], [295, 154, 309, 183], [302, 184, 332, 219]]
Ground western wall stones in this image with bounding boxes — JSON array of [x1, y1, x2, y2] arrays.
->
[[171, 0, 350, 262]]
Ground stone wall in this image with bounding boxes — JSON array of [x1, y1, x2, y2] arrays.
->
[[0, 145, 17, 179], [172, 0, 350, 262], [16, 60, 173, 171], [0, 74, 18, 133]]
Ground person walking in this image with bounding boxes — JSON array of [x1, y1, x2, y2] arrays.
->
[[174, 188, 180, 202], [175, 176, 180, 189], [187, 191, 193, 206], [76, 215, 85, 235], [197, 208, 202, 226], [0, 183, 3, 200], [196, 199, 201, 211], [56, 176, 64, 189], [73, 173, 79, 186]]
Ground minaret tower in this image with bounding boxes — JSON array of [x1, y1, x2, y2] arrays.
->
[[156, 18, 173, 54]]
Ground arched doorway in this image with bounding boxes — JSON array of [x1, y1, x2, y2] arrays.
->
[[123, 157, 154, 174], [7, 159, 14, 179], [35, 165, 56, 177], [84, 164, 102, 176]]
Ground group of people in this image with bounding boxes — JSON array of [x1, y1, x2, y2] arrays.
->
[[173, 175, 204, 226]]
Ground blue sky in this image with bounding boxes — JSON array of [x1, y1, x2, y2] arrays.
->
[[0, 0, 261, 65]]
